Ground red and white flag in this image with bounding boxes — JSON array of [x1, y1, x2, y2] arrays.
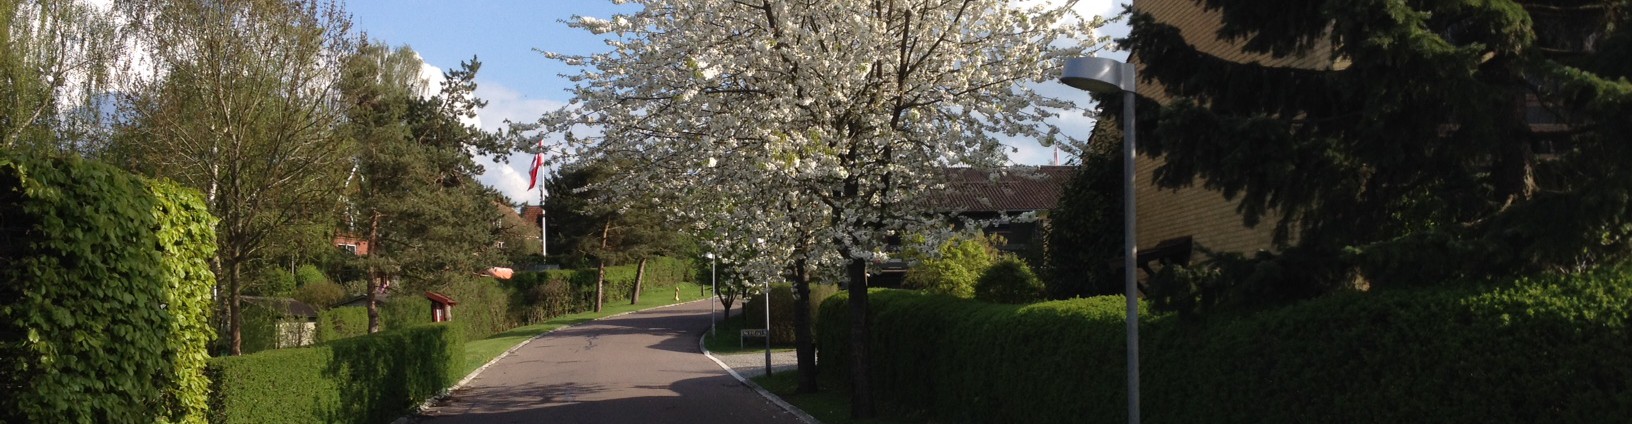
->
[[527, 139, 545, 190]]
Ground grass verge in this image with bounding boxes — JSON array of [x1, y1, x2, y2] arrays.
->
[[751, 371, 922, 424], [457, 282, 713, 378]]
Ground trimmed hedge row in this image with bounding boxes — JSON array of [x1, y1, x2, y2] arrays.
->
[[1, 154, 216, 423], [207, 323, 463, 424], [316, 307, 370, 343], [818, 269, 1632, 423]]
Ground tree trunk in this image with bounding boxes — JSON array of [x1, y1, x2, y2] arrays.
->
[[594, 220, 611, 312], [228, 259, 243, 355], [366, 211, 382, 333], [793, 258, 818, 394], [846, 256, 875, 418], [595, 259, 607, 312], [631, 257, 648, 305]]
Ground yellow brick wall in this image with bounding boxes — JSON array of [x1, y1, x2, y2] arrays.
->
[[1129, 0, 1337, 257]]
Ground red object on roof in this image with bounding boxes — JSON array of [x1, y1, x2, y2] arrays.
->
[[424, 291, 458, 306], [483, 267, 514, 280]]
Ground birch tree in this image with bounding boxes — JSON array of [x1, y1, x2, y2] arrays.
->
[[2, 0, 123, 154], [537, 0, 1105, 416], [116, 0, 354, 355]]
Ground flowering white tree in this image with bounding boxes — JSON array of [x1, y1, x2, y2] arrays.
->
[[537, 0, 1105, 416]]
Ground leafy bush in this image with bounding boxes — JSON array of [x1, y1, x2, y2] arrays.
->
[[292, 281, 347, 311], [902, 234, 998, 298], [973, 257, 1044, 304], [246, 267, 297, 297], [315, 307, 370, 343], [1, 154, 215, 423], [294, 264, 329, 288], [820, 268, 1632, 423], [238, 301, 282, 355], [207, 323, 462, 424]]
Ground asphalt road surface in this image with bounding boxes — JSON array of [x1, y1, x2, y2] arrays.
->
[[414, 300, 804, 424]]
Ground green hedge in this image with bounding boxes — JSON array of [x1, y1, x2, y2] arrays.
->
[[316, 307, 370, 343], [507, 256, 693, 324], [819, 268, 1632, 423], [207, 323, 463, 424], [743, 282, 840, 344], [1, 154, 216, 423]]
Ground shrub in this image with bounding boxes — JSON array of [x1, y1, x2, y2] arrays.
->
[[292, 281, 347, 311], [294, 264, 329, 288], [246, 267, 297, 297], [974, 257, 1044, 304], [315, 307, 370, 342], [207, 323, 463, 424], [902, 234, 998, 298], [434, 276, 514, 340], [819, 267, 1632, 424], [0, 154, 216, 423]]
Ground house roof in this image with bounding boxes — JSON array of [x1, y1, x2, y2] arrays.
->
[[241, 296, 319, 319], [425, 291, 458, 306], [926, 166, 1075, 212]]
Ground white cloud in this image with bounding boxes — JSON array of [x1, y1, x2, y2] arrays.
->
[[468, 80, 567, 205]]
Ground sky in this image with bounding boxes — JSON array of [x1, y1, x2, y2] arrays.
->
[[345, 0, 1131, 205]]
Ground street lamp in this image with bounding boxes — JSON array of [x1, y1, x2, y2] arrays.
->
[[705, 253, 717, 336], [1061, 56, 1140, 424]]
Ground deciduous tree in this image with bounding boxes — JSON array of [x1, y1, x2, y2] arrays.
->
[[535, 0, 1104, 415]]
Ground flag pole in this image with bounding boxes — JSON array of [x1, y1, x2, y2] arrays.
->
[[539, 184, 547, 258]]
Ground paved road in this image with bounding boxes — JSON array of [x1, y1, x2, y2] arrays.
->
[[414, 300, 804, 424]]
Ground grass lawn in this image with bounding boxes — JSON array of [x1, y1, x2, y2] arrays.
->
[[701, 313, 797, 354], [751, 371, 922, 424], [456, 281, 713, 378]]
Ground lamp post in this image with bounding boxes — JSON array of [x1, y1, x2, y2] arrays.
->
[[1061, 56, 1139, 424], [705, 253, 717, 336], [763, 280, 772, 377]]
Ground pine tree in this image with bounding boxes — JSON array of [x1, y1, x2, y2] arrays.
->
[[1124, 0, 1632, 287]]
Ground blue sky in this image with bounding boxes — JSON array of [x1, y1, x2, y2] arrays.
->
[[346, 0, 1128, 204]]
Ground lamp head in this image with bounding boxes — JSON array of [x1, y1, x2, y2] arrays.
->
[[1060, 57, 1132, 94]]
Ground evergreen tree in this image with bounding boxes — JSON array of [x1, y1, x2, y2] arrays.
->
[[1124, 0, 1632, 289], [338, 42, 507, 332]]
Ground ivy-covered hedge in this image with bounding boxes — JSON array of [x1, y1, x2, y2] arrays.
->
[[1, 154, 216, 423], [207, 323, 463, 424], [819, 269, 1632, 423]]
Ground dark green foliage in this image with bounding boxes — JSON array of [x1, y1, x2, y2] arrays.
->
[[433, 276, 514, 341], [973, 257, 1045, 304], [207, 323, 463, 424], [291, 281, 347, 311], [247, 267, 296, 297], [315, 307, 370, 343], [743, 283, 841, 344], [1044, 120, 1124, 299], [819, 268, 1632, 423], [0, 154, 215, 422], [379, 297, 432, 331], [506, 257, 694, 323], [1123, 0, 1632, 281], [237, 302, 282, 355]]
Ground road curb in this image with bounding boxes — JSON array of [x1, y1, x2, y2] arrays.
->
[[700, 333, 822, 424], [394, 297, 713, 423]]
